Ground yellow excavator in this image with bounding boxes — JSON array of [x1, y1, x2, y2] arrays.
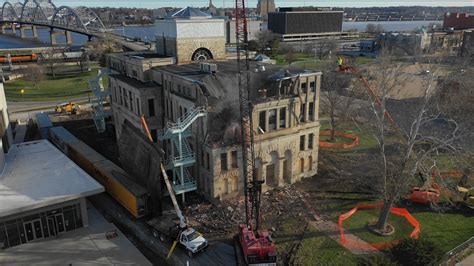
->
[[55, 102, 80, 115]]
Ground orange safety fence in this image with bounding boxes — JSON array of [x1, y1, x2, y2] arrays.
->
[[319, 131, 360, 149], [338, 202, 420, 250]]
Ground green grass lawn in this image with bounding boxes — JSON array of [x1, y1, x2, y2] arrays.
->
[[320, 134, 355, 144], [343, 208, 415, 244], [274, 216, 358, 265], [4, 68, 107, 102], [324, 199, 474, 254], [319, 120, 401, 152], [293, 60, 332, 70]]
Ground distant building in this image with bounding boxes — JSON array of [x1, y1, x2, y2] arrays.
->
[[155, 7, 226, 64], [225, 20, 263, 44], [206, 0, 218, 16], [377, 30, 464, 55], [377, 31, 432, 52], [268, 8, 343, 41], [257, 0, 276, 20], [443, 13, 474, 30]]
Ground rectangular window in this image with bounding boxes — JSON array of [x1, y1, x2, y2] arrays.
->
[[201, 150, 205, 166], [132, 69, 138, 78], [119, 87, 123, 105], [259, 111, 266, 133], [206, 152, 210, 171], [308, 102, 315, 121], [231, 150, 238, 168], [148, 99, 155, 117], [268, 109, 277, 131], [300, 135, 305, 151], [136, 98, 140, 115], [150, 129, 157, 142], [129, 91, 133, 112], [221, 153, 228, 171], [124, 89, 128, 108], [301, 82, 307, 93], [300, 103, 306, 122], [308, 133, 314, 149], [310, 81, 315, 92], [279, 108, 286, 129], [178, 85, 181, 94]]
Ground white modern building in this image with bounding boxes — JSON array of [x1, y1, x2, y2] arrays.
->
[[0, 140, 105, 249]]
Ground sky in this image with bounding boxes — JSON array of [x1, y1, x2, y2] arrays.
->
[[49, 0, 474, 9]]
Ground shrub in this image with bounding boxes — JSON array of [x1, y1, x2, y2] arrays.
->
[[390, 238, 443, 266], [358, 254, 397, 266]]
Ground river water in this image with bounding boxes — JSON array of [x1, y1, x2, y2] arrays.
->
[[0, 21, 440, 49]]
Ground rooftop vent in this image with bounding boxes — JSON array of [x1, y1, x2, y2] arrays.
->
[[200, 62, 217, 74]]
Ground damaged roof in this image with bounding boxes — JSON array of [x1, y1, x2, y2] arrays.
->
[[155, 60, 318, 102]]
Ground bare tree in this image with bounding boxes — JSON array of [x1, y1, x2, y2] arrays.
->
[[363, 54, 469, 232], [281, 46, 297, 65], [320, 67, 356, 141], [314, 38, 338, 60], [255, 30, 278, 53], [366, 23, 384, 34], [20, 64, 44, 91]]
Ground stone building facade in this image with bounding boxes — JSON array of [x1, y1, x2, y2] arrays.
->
[[153, 62, 321, 202], [106, 42, 322, 203], [107, 52, 174, 139], [155, 7, 226, 64]]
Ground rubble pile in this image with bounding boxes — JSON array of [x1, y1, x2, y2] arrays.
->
[[184, 186, 310, 240]]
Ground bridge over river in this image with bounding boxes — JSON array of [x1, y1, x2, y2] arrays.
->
[[0, 0, 151, 51]]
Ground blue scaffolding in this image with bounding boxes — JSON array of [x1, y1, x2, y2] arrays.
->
[[158, 106, 206, 202], [88, 68, 111, 133]]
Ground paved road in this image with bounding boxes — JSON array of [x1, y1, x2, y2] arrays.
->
[[7, 97, 92, 122], [7, 96, 91, 113]]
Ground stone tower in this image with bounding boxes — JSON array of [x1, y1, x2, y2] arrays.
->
[[257, 0, 276, 20]]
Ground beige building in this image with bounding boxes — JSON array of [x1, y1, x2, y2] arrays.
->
[[155, 7, 226, 64], [153, 61, 321, 202], [107, 52, 174, 140], [257, 0, 276, 21], [107, 41, 322, 203]]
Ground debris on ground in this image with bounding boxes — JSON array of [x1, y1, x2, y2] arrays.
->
[[184, 186, 312, 241]]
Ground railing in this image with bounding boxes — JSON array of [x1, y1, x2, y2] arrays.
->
[[166, 106, 206, 133], [444, 236, 473, 264]]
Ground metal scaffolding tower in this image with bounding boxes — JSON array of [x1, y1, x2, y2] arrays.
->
[[158, 106, 206, 202], [88, 68, 111, 133]]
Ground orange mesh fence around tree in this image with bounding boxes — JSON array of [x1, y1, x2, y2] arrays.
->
[[319, 131, 359, 149], [338, 202, 420, 250]]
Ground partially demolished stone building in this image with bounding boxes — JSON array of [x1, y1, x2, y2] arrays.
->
[[108, 57, 322, 202]]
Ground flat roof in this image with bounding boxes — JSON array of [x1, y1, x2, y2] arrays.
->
[[0, 204, 151, 265], [0, 140, 104, 218]]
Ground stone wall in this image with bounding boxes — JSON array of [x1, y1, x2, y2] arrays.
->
[[176, 37, 226, 64]]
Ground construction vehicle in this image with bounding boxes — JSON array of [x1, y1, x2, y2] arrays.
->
[[55, 102, 80, 115], [456, 186, 474, 209], [234, 1, 277, 265], [405, 169, 474, 209], [140, 115, 208, 258]]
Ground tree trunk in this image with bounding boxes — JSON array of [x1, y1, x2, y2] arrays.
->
[[330, 114, 336, 142], [377, 200, 392, 230]]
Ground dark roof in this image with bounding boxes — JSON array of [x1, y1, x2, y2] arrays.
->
[[172, 7, 212, 18], [110, 74, 158, 89], [156, 60, 315, 101], [155, 60, 320, 147]]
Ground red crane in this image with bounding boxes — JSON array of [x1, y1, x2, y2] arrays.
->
[[234, 0, 277, 264]]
